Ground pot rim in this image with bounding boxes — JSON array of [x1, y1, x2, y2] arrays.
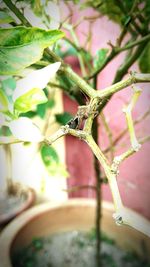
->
[[0, 186, 35, 226]]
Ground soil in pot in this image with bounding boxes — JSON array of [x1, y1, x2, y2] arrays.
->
[[12, 228, 150, 267]]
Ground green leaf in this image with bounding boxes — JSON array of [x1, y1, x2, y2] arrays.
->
[[55, 112, 73, 125], [20, 99, 55, 118], [0, 89, 8, 111], [1, 77, 16, 113], [1, 77, 16, 91], [82, 0, 123, 24], [139, 43, 150, 73], [0, 126, 12, 136], [30, 0, 43, 16], [1, 77, 16, 102], [21, 110, 37, 118], [58, 46, 77, 58], [45, 161, 68, 177], [57, 73, 76, 101], [81, 49, 92, 63], [82, 0, 147, 27], [14, 88, 48, 113], [121, 15, 131, 27], [0, 11, 14, 24], [36, 103, 47, 119], [47, 98, 55, 109], [36, 98, 55, 119], [0, 26, 64, 75], [41, 145, 59, 167], [56, 41, 78, 58], [93, 48, 109, 69]]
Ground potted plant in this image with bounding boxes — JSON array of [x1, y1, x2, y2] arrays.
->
[[0, 0, 150, 266], [0, 3, 69, 225]]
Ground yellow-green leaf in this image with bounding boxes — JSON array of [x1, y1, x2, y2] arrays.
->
[[0, 89, 8, 111], [14, 88, 47, 113], [0, 26, 64, 75]]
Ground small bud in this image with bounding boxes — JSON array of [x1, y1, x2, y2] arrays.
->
[[113, 212, 123, 226]]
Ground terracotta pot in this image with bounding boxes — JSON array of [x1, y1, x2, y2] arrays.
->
[[0, 199, 150, 267], [0, 184, 35, 226]]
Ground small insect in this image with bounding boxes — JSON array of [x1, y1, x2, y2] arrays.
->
[[67, 117, 79, 129]]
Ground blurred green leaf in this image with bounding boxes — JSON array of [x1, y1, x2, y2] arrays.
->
[[45, 161, 69, 178], [0, 89, 8, 111], [101, 232, 115, 245], [21, 110, 37, 118], [0, 26, 64, 75], [32, 238, 43, 251], [20, 99, 55, 119], [86, 228, 96, 242], [1, 77, 16, 102], [36, 99, 55, 119], [93, 48, 109, 69], [72, 0, 80, 3], [58, 73, 75, 90], [144, 0, 150, 17], [36, 103, 47, 119], [121, 15, 131, 27], [1, 77, 16, 90], [102, 253, 117, 267], [82, 0, 123, 24], [57, 73, 77, 101], [47, 98, 55, 109], [30, 0, 43, 16], [14, 88, 47, 114], [55, 112, 73, 125], [139, 43, 150, 73], [81, 0, 137, 25], [1, 77, 16, 112], [0, 126, 12, 136], [81, 49, 92, 63], [57, 44, 77, 58], [41, 144, 59, 167], [0, 11, 14, 24]]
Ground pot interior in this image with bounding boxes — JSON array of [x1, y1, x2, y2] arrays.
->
[[10, 201, 150, 261]]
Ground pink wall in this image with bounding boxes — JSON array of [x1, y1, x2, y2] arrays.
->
[[62, 5, 150, 219]]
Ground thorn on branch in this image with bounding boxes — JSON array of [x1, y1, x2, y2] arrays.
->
[[107, 40, 115, 50]]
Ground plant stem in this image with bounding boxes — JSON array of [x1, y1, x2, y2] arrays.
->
[[68, 24, 87, 76], [87, 49, 116, 80], [93, 118, 102, 267], [97, 42, 149, 112], [92, 76, 102, 267], [97, 73, 150, 100], [100, 112, 114, 160], [63, 65, 96, 98], [115, 0, 143, 35], [103, 108, 150, 154], [113, 43, 148, 83], [117, 34, 150, 52], [3, 0, 31, 26], [85, 135, 123, 211], [86, 33, 150, 80]]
